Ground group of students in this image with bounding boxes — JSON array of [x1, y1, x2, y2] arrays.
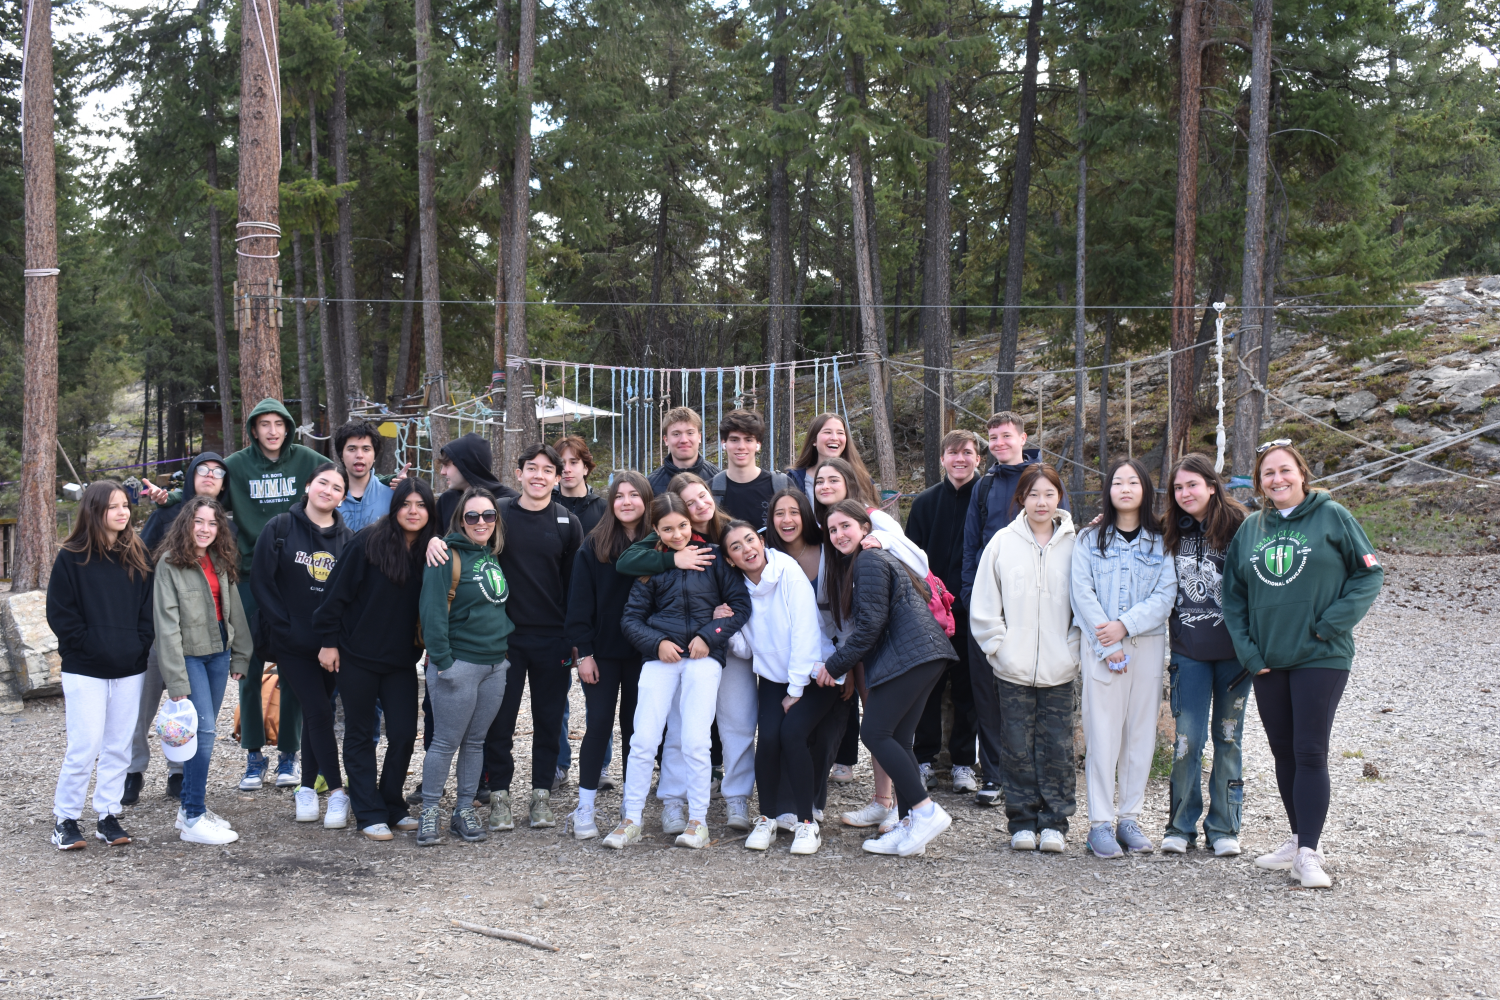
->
[[45, 397, 1383, 885]]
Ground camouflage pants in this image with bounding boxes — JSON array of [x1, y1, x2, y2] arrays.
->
[[996, 677, 1077, 835]]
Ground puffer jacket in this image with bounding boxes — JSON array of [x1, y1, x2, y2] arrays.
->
[[823, 549, 957, 687], [1070, 523, 1178, 661], [970, 510, 1081, 687], [620, 543, 751, 665]]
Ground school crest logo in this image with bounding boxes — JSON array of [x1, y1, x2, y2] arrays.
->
[[1250, 530, 1311, 587], [1263, 540, 1297, 577], [295, 550, 337, 582], [475, 558, 509, 604]]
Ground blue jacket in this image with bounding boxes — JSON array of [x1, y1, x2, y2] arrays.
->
[[959, 449, 1068, 605], [337, 475, 393, 533], [1069, 525, 1178, 661]]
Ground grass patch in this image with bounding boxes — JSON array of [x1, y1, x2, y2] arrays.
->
[[1340, 482, 1500, 555], [1342, 749, 1364, 759], [1149, 738, 1173, 781]]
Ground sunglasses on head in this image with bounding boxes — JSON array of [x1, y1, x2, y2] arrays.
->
[[195, 466, 227, 479], [463, 509, 498, 525], [1256, 438, 1292, 454]]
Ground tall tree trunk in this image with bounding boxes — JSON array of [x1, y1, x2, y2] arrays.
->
[[1230, 0, 1272, 475], [293, 230, 314, 431], [308, 97, 344, 432], [415, 0, 449, 449], [370, 222, 394, 405], [956, 223, 968, 342], [395, 221, 420, 403], [1167, 0, 1204, 472], [235, 0, 284, 411], [920, 11, 952, 488], [491, 0, 511, 461], [200, 0, 237, 451], [502, 0, 540, 461], [994, 0, 1045, 412], [1098, 311, 1113, 477], [793, 166, 813, 350], [767, 1, 792, 428], [16, 0, 59, 591], [1071, 68, 1087, 501], [331, 0, 361, 410]]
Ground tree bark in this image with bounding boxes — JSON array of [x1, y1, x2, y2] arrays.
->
[[1230, 0, 1272, 475], [793, 166, 813, 352], [503, 0, 540, 460], [1098, 311, 1113, 478], [16, 0, 59, 591], [293, 230, 314, 431], [920, 10, 952, 487], [491, 0, 512, 462], [994, 0, 1045, 412], [308, 97, 344, 432], [768, 2, 792, 451], [235, 0, 284, 412], [415, 0, 449, 449], [395, 221, 420, 403], [370, 224, 394, 405], [1167, 0, 1204, 471], [199, 0, 237, 452], [331, 0, 361, 410], [1071, 67, 1087, 501]]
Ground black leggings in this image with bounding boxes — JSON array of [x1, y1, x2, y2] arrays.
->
[[861, 659, 947, 814], [277, 653, 342, 791], [1252, 668, 1348, 853], [339, 659, 418, 828], [835, 701, 860, 767], [579, 656, 641, 792], [783, 683, 851, 823]]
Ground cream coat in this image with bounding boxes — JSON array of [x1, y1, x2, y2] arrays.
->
[[969, 509, 1081, 688]]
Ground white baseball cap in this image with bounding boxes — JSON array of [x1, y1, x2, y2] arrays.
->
[[156, 698, 199, 763]]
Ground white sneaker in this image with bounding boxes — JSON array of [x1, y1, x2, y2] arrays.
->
[[776, 812, 798, 832], [1038, 828, 1066, 853], [598, 769, 616, 790], [951, 765, 978, 793], [1292, 847, 1332, 888], [790, 821, 821, 856], [675, 819, 710, 849], [660, 801, 688, 835], [897, 803, 951, 857], [362, 823, 394, 841], [919, 762, 936, 790], [1255, 834, 1299, 870], [602, 819, 641, 850], [180, 813, 239, 845], [1160, 834, 1189, 855], [572, 807, 599, 841], [745, 816, 778, 851], [1010, 829, 1037, 851], [176, 807, 232, 832], [1213, 837, 1242, 857], [812, 807, 824, 823], [294, 786, 320, 822], [829, 764, 854, 784], [725, 796, 752, 831], [323, 789, 350, 829], [863, 816, 915, 856], [841, 799, 895, 829]]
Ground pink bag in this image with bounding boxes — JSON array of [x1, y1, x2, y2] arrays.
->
[[925, 572, 957, 637]]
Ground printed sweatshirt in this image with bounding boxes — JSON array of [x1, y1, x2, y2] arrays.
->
[[251, 502, 353, 660], [419, 533, 514, 672], [1168, 515, 1238, 662]]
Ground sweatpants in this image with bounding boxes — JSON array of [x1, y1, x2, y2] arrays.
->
[[783, 683, 852, 822], [623, 657, 722, 824], [128, 645, 182, 778], [423, 659, 508, 809], [54, 672, 144, 821], [915, 615, 978, 767], [967, 630, 1004, 785], [715, 654, 758, 800], [996, 677, 1077, 834], [579, 656, 641, 792], [484, 633, 572, 793], [1081, 634, 1166, 826], [277, 653, 342, 792], [340, 657, 419, 829], [861, 659, 947, 815], [1253, 667, 1349, 853], [236, 583, 301, 755]]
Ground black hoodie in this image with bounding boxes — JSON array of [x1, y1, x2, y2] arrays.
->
[[553, 486, 606, 534], [435, 433, 520, 529], [251, 501, 353, 660], [45, 548, 155, 680], [311, 530, 424, 672], [139, 452, 238, 552]]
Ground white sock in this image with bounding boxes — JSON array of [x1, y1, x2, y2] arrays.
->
[[913, 801, 936, 818], [577, 787, 596, 812]]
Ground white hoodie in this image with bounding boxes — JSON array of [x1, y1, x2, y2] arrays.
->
[[969, 509, 1081, 688], [728, 548, 833, 696]]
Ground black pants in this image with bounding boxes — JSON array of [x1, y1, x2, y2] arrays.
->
[[861, 659, 948, 814], [483, 633, 572, 793], [277, 652, 342, 791], [339, 658, 418, 828], [914, 613, 978, 767], [784, 683, 852, 823], [996, 677, 1076, 834], [758, 679, 849, 819], [834, 700, 860, 767], [967, 630, 1004, 784], [1253, 667, 1348, 853], [579, 656, 642, 792]]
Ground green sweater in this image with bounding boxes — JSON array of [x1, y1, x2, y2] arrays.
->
[[1222, 490, 1384, 673], [419, 533, 514, 672]]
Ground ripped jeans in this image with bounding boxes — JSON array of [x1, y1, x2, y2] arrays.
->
[[1165, 653, 1249, 845]]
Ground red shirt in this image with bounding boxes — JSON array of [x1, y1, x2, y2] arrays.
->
[[199, 554, 223, 621]]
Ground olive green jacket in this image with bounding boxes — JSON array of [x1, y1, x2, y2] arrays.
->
[[152, 552, 253, 698]]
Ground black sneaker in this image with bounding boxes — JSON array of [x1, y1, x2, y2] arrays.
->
[[974, 782, 1002, 808], [52, 818, 86, 851], [450, 806, 488, 842], [96, 814, 132, 846], [416, 806, 441, 847], [166, 773, 183, 800], [121, 772, 143, 806]]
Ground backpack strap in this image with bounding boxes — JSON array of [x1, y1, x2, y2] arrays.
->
[[770, 471, 790, 493], [710, 471, 728, 506], [446, 552, 462, 611]]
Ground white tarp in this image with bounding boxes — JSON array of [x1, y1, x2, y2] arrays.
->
[[536, 394, 622, 424]]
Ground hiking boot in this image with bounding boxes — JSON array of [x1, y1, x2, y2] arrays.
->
[[488, 791, 514, 831], [450, 806, 488, 842], [529, 789, 556, 828], [416, 806, 441, 846]]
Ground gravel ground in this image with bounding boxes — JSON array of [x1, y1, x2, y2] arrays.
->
[[0, 551, 1496, 999]]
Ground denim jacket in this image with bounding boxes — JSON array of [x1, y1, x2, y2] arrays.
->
[[1070, 525, 1178, 661]]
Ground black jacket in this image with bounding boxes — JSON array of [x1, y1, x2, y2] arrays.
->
[[564, 536, 639, 660], [139, 452, 238, 552], [311, 530, 423, 672], [647, 455, 721, 498], [824, 549, 956, 687], [904, 475, 976, 609], [435, 432, 520, 530], [45, 547, 154, 679], [252, 502, 353, 660], [620, 543, 751, 665], [1168, 515, 1238, 662], [554, 487, 607, 535]]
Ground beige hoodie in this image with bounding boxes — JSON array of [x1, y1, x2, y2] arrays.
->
[[969, 509, 1081, 688]]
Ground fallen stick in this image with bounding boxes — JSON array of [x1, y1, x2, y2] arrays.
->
[[450, 918, 559, 952]]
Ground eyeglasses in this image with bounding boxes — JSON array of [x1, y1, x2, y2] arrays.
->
[[462, 509, 499, 525], [1256, 439, 1292, 454], [195, 467, 227, 479]]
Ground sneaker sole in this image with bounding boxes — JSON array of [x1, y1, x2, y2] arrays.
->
[[1255, 858, 1295, 870], [239, 779, 263, 791], [531, 818, 557, 829], [364, 830, 395, 842], [573, 827, 599, 841], [52, 838, 86, 851], [726, 819, 752, 832], [450, 829, 488, 843], [898, 813, 951, 857], [974, 795, 1000, 808], [181, 828, 240, 845], [675, 837, 709, 849], [275, 776, 299, 788], [489, 821, 515, 832], [1088, 846, 1125, 859], [1038, 841, 1065, 854], [790, 839, 821, 856], [324, 818, 349, 830], [416, 837, 441, 847]]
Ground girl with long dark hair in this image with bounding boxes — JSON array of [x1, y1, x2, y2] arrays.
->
[[1071, 458, 1177, 859], [788, 413, 877, 504], [313, 477, 438, 841]]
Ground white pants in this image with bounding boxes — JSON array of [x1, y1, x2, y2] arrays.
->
[[624, 657, 722, 824], [653, 655, 757, 804], [54, 672, 145, 821], [1081, 634, 1166, 826]]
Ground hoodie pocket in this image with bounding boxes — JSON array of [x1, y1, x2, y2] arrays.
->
[[82, 625, 145, 674]]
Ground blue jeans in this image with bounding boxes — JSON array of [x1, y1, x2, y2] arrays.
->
[[180, 648, 232, 821], [1165, 653, 1248, 844]]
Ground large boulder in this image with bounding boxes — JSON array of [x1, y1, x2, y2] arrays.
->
[[0, 590, 63, 711], [1335, 390, 1379, 422]]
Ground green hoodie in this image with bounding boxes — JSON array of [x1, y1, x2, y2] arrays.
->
[[420, 533, 514, 672], [1222, 489, 1384, 674]]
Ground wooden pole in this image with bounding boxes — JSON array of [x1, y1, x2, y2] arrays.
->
[[1071, 65, 1088, 501], [503, 0, 540, 460], [415, 0, 448, 450], [1230, 0, 1273, 475], [235, 0, 284, 411], [15, 0, 59, 591], [1168, 0, 1204, 472]]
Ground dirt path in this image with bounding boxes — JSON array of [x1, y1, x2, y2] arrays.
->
[[0, 552, 1495, 999]]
